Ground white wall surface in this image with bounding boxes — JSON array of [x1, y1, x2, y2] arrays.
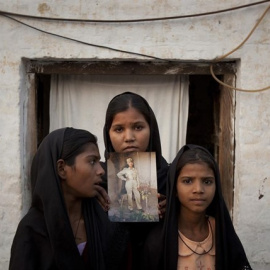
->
[[0, 0, 270, 269]]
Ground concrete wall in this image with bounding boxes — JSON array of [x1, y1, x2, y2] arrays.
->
[[0, 0, 270, 269]]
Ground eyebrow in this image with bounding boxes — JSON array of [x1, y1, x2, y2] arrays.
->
[[111, 120, 146, 126], [179, 175, 215, 178], [110, 123, 123, 127], [85, 154, 101, 160]]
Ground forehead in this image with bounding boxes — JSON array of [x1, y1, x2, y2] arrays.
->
[[179, 162, 214, 176], [77, 143, 100, 158], [112, 107, 148, 124]]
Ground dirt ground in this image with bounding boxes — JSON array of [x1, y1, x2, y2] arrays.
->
[[108, 189, 159, 222]]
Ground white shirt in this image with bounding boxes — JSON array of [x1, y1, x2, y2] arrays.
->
[[117, 167, 139, 183]]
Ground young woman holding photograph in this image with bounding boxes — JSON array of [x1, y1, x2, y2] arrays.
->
[[101, 92, 169, 269]]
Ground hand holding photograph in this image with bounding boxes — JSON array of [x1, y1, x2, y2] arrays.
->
[[107, 152, 159, 222]]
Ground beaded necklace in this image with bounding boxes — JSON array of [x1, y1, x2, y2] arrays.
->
[[178, 219, 213, 255]]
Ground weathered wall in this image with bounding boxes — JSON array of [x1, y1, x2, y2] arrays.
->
[[0, 0, 269, 269]]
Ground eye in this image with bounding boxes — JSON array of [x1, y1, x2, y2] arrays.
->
[[89, 158, 98, 165], [113, 126, 123, 133], [203, 178, 215, 185], [134, 125, 143, 131], [182, 178, 192, 184]]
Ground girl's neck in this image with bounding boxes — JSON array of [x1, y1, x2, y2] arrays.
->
[[64, 197, 86, 245], [63, 193, 82, 219], [178, 211, 209, 242]]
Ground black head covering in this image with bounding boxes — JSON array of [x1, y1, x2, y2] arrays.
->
[[102, 92, 170, 270], [10, 128, 128, 270], [144, 144, 252, 270], [103, 92, 168, 194]]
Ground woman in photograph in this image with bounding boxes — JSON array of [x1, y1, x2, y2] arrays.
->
[[117, 157, 142, 211]]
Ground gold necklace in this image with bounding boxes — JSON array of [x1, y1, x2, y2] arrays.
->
[[178, 219, 213, 255]]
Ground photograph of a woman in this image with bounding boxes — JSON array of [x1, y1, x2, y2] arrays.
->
[[117, 157, 142, 211], [107, 152, 159, 222]]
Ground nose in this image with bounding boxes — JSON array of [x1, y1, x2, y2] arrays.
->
[[124, 129, 135, 142], [193, 181, 204, 193], [97, 162, 105, 176]]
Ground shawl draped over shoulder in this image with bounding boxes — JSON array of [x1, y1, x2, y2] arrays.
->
[[102, 92, 169, 270], [143, 144, 252, 270], [9, 128, 129, 270]]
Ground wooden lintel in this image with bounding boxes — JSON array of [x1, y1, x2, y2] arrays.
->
[[25, 60, 236, 75]]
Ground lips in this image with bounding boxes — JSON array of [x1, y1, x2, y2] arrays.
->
[[94, 180, 102, 186], [190, 198, 206, 204], [123, 146, 138, 152]]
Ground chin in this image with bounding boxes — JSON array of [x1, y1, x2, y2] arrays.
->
[[87, 191, 96, 198]]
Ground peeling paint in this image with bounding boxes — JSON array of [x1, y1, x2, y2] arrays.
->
[[258, 177, 267, 200], [38, 3, 51, 14]]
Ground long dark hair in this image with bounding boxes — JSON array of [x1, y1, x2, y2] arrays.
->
[[176, 148, 216, 179], [162, 144, 251, 270], [60, 127, 97, 166], [26, 127, 128, 270], [103, 92, 162, 168]]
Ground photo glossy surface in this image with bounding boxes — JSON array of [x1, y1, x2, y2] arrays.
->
[[107, 152, 159, 222]]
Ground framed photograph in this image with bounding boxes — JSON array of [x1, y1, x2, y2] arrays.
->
[[107, 152, 159, 222]]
